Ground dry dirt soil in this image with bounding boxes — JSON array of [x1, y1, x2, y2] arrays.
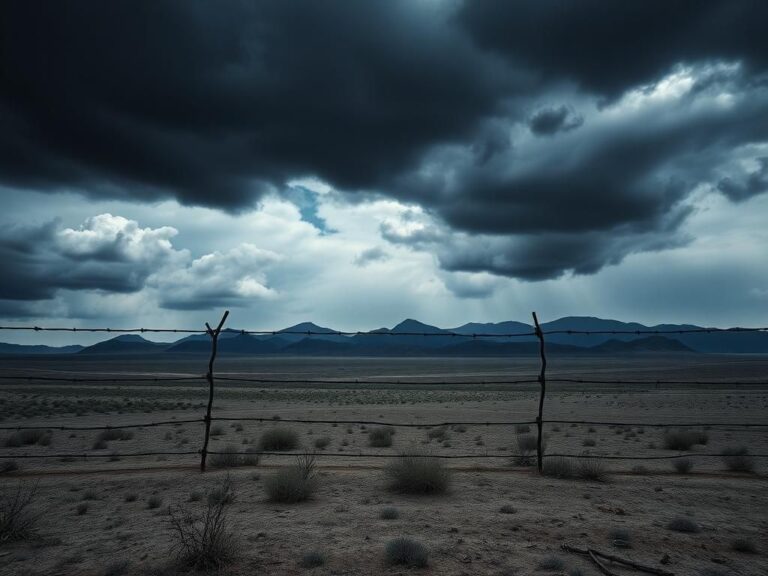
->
[[1, 355, 767, 575]]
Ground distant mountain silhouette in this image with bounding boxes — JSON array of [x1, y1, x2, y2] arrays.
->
[[3, 316, 767, 356], [78, 334, 167, 355], [0, 342, 84, 355]]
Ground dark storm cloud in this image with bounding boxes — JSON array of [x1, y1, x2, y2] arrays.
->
[[0, 0, 506, 209], [718, 157, 768, 201], [457, 0, 768, 97], [2, 0, 767, 283], [528, 106, 583, 136]]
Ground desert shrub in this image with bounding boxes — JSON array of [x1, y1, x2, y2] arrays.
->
[[264, 454, 318, 503], [168, 486, 239, 570], [721, 446, 755, 473], [313, 436, 330, 450], [258, 427, 299, 451], [582, 438, 596, 447], [385, 537, 428, 568], [516, 424, 531, 434], [147, 496, 162, 510], [667, 517, 700, 533], [0, 461, 19, 474], [515, 434, 540, 466], [499, 504, 516, 514], [369, 427, 395, 448], [299, 551, 325, 568], [538, 554, 565, 570], [207, 475, 235, 506], [5, 429, 49, 447], [97, 429, 133, 442], [124, 493, 138, 503], [730, 538, 757, 553], [577, 455, 607, 481], [76, 503, 88, 515], [0, 482, 39, 542], [102, 559, 130, 576], [385, 452, 450, 494], [210, 444, 259, 468], [663, 429, 708, 450], [210, 426, 225, 437], [82, 489, 97, 501], [673, 458, 693, 474], [426, 427, 448, 441], [92, 439, 108, 450], [542, 456, 574, 479], [380, 507, 399, 520]]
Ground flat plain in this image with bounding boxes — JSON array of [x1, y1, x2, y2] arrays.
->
[[1, 354, 767, 575]]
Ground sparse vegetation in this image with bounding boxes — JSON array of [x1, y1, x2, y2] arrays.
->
[[731, 538, 757, 554], [721, 446, 756, 473], [264, 454, 318, 503], [582, 438, 596, 447], [168, 483, 239, 570], [515, 434, 539, 466], [313, 436, 330, 450], [0, 482, 39, 543], [380, 507, 399, 520], [673, 457, 693, 474], [368, 426, 395, 447], [207, 475, 236, 506], [499, 504, 516, 514], [577, 454, 607, 481], [147, 496, 163, 510], [258, 427, 299, 451], [5, 429, 51, 447], [663, 429, 708, 450], [385, 537, 428, 568], [385, 452, 450, 494], [210, 444, 260, 468], [667, 516, 700, 533], [542, 456, 574, 479], [76, 503, 88, 515], [299, 551, 326, 568]]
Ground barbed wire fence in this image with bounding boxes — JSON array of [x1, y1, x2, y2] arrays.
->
[[0, 311, 767, 472]]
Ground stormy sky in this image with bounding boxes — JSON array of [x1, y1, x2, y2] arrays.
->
[[1, 1, 767, 342]]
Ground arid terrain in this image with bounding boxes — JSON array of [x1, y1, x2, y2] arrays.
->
[[1, 354, 767, 575]]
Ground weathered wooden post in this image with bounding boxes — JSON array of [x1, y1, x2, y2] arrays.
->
[[532, 311, 547, 473], [200, 310, 229, 473]]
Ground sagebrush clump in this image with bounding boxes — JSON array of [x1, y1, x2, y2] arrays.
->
[[258, 427, 299, 451], [368, 427, 395, 448], [663, 429, 708, 450], [721, 446, 755, 473], [264, 454, 318, 503], [0, 482, 39, 543], [385, 452, 450, 494], [385, 537, 428, 568]]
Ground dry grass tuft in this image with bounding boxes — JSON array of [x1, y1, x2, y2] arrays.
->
[[264, 454, 318, 503]]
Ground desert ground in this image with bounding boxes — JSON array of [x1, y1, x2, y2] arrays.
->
[[1, 354, 766, 575]]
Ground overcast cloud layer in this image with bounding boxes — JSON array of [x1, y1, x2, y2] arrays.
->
[[1, 1, 767, 338]]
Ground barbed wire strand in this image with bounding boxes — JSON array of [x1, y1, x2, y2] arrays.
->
[[1, 450, 767, 461], [1, 325, 767, 337]]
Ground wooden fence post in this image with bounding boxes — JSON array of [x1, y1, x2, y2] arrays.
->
[[200, 310, 230, 473], [532, 311, 547, 473]]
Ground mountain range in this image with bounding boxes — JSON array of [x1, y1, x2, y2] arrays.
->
[[1, 316, 767, 356]]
